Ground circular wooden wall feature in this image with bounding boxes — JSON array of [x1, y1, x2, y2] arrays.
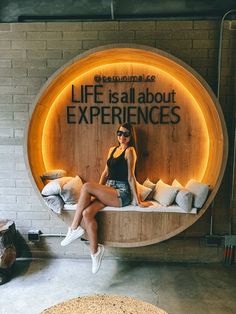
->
[[25, 45, 228, 247]]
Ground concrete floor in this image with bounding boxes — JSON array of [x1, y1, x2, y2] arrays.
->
[[0, 258, 236, 314]]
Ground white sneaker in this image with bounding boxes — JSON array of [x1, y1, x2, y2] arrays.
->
[[91, 244, 105, 274], [61, 226, 85, 246]]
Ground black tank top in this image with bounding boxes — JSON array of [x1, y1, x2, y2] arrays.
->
[[107, 146, 129, 181]]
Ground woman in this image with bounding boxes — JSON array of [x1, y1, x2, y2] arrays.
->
[[61, 123, 152, 273]]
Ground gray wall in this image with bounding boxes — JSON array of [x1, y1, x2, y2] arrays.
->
[[0, 20, 235, 261]]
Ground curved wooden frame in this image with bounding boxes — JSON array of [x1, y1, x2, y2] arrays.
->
[[24, 44, 228, 247]]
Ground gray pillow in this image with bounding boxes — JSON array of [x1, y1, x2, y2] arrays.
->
[[143, 178, 156, 200], [185, 179, 209, 208], [175, 189, 193, 212], [60, 175, 83, 204], [40, 169, 67, 183], [43, 195, 64, 214]]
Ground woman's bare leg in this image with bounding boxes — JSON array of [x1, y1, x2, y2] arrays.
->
[[82, 199, 105, 254], [71, 182, 120, 230]]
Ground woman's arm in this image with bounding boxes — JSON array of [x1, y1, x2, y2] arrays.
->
[[99, 165, 108, 185], [126, 147, 152, 207], [99, 147, 114, 185]]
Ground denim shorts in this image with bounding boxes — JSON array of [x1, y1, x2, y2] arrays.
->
[[106, 180, 132, 207]]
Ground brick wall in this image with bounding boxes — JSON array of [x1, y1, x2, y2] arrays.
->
[[0, 20, 235, 261]]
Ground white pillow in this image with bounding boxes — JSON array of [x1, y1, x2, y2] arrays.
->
[[60, 175, 83, 204], [153, 179, 179, 206], [172, 179, 183, 189], [175, 189, 193, 212], [131, 182, 152, 205], [185, 179, 209, 208], [41, 180, 61, 196], [143, 178, 156, 200], [41, 169, 67, 181], [41, 176, 73, 196], [43, 195, 64, 214], [172, 179, 193, 212]]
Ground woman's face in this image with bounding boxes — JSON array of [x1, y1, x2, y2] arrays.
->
[[117, 126, 131, 146]]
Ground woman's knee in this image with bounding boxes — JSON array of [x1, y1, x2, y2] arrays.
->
[[81, 182, 94, 194], [82, 209, 94, 223]]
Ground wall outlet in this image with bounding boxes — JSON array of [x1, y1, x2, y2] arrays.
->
[[28, 230, 42, 242]]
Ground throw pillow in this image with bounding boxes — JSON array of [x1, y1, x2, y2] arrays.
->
[[153, 179, 179, 206], [185, 179, 209, 208], [175, 189, 193, 212], [40, 169, 67, 182], [172, 179, 193, 212], [60, 175, 83, 204], [172, 179, 184, 189], [41, 176, 73, 196], [43, 195, 64, 214], [131, 182, 153, 205], [143, 178, 156, 200]]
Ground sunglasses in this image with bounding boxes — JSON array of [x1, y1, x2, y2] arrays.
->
[[117, 130, 131, 138]]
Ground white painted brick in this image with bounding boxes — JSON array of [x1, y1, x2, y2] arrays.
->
[[83, 21, 119, 31], [27, 68, 48, 77], [0, 32, 26, 40], [13, 77, 45, 86], [12, 59, 46, 69], [0, 161, 15, 170], [0, 77, 12, 85], [0, 170, 28, 179], [0, 60, 11, 67], [0, 95, 12, 103], [0, 153, 15, 161], [0, 41, 10, 48], [0, 211, 17, 219], [14, 145, 23, 154], [0, 195, 16, 203], [0, 112, 13, 120], [47, 59, 68, 68], [63, 31, 97, 40], [0, 50, 26, 59], [0, 203, 30, 211], [0, 68, 27, 77], [12, 23, 46, 31], [47, 40, 82, 49], [17, 211, 50, 220], [0, 120, 26, 128], [30, 195, 43, 205], [27, 31, 62, 40], [0, 187, 31, 195], [16, 162, 27, 171], [15, 219, 32, 228], [0, 138, 21, 145], [14, 112, 29, 120], [14, 129, 24, 138], [12, 40, 46, 50], [63, 49, 85, 59], [15, 179, 32, 188], [0, 86, 27, 94], [0, 24, 10, 31], [27, 85, 44, 94], [13, 94, 35, 103], [0, 145, 14, 153], [16, 195, 33, 204], [0, 179, 15, 187], [0, 128, 13, 137], [47, 23, 82, 31], [0, 104, 28, 111], [26, 49, 62, 59], [32, 219, 57, 228]]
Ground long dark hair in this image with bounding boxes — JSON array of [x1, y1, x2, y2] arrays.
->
[[117, 122, 137, 151]]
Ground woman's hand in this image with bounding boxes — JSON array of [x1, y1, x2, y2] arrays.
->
[[137, 200, 153, 207]]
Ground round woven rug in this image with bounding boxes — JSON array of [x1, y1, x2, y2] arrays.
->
[[41, 295, 168, 314]]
